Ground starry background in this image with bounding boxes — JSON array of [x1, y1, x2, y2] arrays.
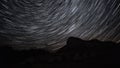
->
[[0, 0, 120, 50]]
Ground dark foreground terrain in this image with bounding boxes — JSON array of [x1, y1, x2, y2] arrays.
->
[[1, 37, 120, 68]]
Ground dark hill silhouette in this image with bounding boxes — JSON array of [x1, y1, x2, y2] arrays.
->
[[1, 37, 120, 68], [56, 37, 120, 64]]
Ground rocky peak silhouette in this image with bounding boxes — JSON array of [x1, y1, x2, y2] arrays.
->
[[1, 37, 120, 68]]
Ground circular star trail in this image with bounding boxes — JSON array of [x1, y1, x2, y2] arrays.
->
[[0, 0, 120, 50]]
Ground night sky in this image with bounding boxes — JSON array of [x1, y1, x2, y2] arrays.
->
[[0, 0, 120, 50]]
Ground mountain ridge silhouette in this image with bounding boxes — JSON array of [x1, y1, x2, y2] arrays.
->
[[1, 37, 120, 67]]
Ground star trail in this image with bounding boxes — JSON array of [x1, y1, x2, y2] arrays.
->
[[0, 0, 120, 50]]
